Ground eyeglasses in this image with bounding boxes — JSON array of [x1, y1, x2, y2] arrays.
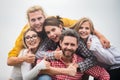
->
[[25, 34, 38, 41]]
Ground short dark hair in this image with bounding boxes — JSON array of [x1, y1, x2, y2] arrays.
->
[[60, 29, 80, 43]]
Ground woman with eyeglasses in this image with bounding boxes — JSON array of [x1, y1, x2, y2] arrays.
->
[[10, 28, 50, 80]]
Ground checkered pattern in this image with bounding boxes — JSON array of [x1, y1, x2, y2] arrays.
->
[[48, 54, 110, 80], [36, 37, 97, 72]]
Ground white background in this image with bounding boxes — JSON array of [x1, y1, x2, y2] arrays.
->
[[0, 0, 120, 80]]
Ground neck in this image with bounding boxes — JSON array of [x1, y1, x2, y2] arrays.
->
[[61, 56, 72, 65]]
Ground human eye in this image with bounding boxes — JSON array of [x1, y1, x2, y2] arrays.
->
[[71, 43, 75, 46], [64, 43, 69, 46], [51, 28, 56, 32], [79, 26, 83, 29], [25, 36, 30, 40], [32, 34, 38, 39], [86, 27, 90, 30], [31, 19, 36, 22], [38, 17, 42, 20]]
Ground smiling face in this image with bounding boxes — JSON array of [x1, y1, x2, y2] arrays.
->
[[60, 36, 78, 58], [45, 25, 62, 43], [24, 30, 41, 49], [28, 10, 45, 32], [73, 18, 94, 41], [78, 21, 91, 40]]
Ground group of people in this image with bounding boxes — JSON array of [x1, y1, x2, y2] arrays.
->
[[7, 5, 120, 80]]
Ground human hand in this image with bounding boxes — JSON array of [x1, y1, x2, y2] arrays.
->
[[24, 48, 35, 63], [66, 63, 77, 76], [54, 50, 63, 60], [99, 36, 110, 48], [43, 56, 50, 69]]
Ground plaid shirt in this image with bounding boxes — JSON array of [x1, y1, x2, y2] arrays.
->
[[37, 54, 109, 80], [36, 37, 97, 72], [50, 54, 84, 80]]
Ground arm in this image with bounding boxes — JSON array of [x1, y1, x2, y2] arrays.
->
[[94, 29, 110, 48], [76, 40, 97, 72], [89, 35, 119, 65], [40, 64, 77, 76], [22, 59, 47, 80], [35, 38, 57, 59], [7, 24, 29, 66], [61, 17, 77, 28]]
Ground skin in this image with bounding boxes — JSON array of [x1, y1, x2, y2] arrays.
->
[[28, 10, 45, 32], [60, 36, 78, 65], [25, 30, 41, 50], [78, 21, 91, 41], [45, 25, 63, 43]]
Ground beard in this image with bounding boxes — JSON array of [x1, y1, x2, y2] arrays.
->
[[62, 48, 75, 58]]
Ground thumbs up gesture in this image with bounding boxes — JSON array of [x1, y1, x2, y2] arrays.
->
[[24, 48, 35, 63]]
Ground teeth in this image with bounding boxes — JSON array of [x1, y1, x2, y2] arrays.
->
[[30, 42, 36, 45]]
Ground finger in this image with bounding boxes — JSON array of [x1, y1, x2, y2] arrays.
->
[[55, 46, 60, 51], [27, 47, 32, 53], [43, 55, 47, 60]]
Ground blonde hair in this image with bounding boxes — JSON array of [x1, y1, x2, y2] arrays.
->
[[73, 17, 95, 34], [26, 5, 46, 20]]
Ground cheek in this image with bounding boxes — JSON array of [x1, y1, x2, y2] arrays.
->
[[25, 42, 30, 47], [47, 34, 51, 38]]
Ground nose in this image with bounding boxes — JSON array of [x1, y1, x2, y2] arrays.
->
[[67, 45, 72, 49], [35, 19, 40, 25], [49, 32, 55, 37]]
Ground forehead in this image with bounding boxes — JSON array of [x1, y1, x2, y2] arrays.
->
[[25, 31, 37, 36], [81, 21, 90, 26], [45, 26, 59, 30], [28, 10, 44, 17], [62, 36, 77, 44]]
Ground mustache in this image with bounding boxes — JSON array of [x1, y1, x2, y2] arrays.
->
[[64, 48, 74, 53]]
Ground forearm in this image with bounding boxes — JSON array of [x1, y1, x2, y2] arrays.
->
[[77, 40, 97, 72], [77, 56, 97, 72], [61, 17, 77, 27], [94, 29, 104, 39], [40, 67, 69, 76], [7, 56, 25, 66], [22, 60, 46, 80], [36, 51, 55, 60]]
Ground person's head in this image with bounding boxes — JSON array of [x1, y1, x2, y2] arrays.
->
[[73, 17, 94, 41], [43, 17, 63, 43], [59, 29, 79, 58], [23, 28, 41, 51], [27, 5, 46, 32]]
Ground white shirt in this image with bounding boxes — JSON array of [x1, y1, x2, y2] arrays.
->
[[88, 35, 120, 66], [10, 49, 46, 80]]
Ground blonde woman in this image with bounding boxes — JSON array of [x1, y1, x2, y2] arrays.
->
[[73, 17, 120, 80]]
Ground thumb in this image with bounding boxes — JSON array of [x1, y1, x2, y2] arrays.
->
[[43, 55, 47, 60], [27, 47, 32, 53], [55, 46, 60, 51]]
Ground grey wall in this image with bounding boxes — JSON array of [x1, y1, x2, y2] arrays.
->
[[0, 0, 120, 79]]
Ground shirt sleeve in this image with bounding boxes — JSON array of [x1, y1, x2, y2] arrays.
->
[[76, 39, 97, 72], [8, 24, 29, 58], [35, 38, 56, 60], [61, 17, 77, 28], [89, 35, 120, 65], [22, 59, 46, 80]]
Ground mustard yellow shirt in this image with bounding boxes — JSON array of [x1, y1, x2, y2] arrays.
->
[[8, 17, 77, 58]]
